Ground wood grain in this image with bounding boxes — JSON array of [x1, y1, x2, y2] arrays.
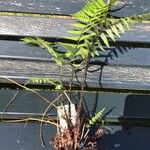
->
[[0, 15, 149, 43], [0, 0, 149, 15], [0, 40, 149, 66], [0, 122, 54, 150], [0, 90, 150, 124], [0, 0, 85, 14], [0, 15, 74, 38], [0, 59, 149, 90]]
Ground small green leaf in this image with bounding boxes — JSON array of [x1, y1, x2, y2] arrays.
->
[[91, 52, 95, 57], [73, 13, 89, 23], [96, 0, 106, 7], [83, 9, 94, 17], [64, 36, 79, 41], [106, 29, 116, 42], [60, 43, 76, 49], [117, 23, 125, 33], [55, 84, 63, 90], [66, 49, 74, 57], [100, 33, 110, 48], [84, 39, 92, 50], [80, 33, 96, 41], [96, 39, 105, 51], [121, 18, 129, 29], [93, 50, 99, 56], [55, 58, 63, 66], [75, 47, 89, 59], [71, 23, 86, 29], [68, 30, 82, 35], [111, 25, 121, 37]]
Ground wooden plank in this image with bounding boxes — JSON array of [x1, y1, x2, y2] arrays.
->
[[0, 40, 149, 67], [0, 122, 54, 150], [117, 23, 150, 43], [0, 0, 149, 16], [84, 65, 150, 90], [91, 47, 150, 67], [0, 59, 149, 90], [84, 92, 150, 118], [0, 15, 149, 44], [0, 15, 74, 38], [0, 40, 51, 60], [0, 89, 57, 115], [1, 123, 150, 149], [100, 126, 150, 150], [112, 0, 150, 17], [0, 90, 150, 125], [0, 0, 85, 15]]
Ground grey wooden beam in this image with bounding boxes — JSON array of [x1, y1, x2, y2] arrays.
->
[[0, 122, 54, 150], [0, 0, 85, 15], [112, 0, 150, 17], [0, 15, 149, 43], [0, 0, 149, 15], [0, 40, 149, 67], [0, 15, 74, 38], [0, 90, 150, 124], [0, 59, 149, 90], [100, 126, 150, 150]]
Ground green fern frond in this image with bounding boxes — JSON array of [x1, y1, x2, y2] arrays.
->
[[71, 23, 86, 29], [75, 47, 89, 59], [86, 108, 105, 128], [29, 77, 63, 90], [130, 13, 150, 23], [73, 0, 108, 23], [100, 33, 110, 48], [22, 37, 58, 58], [22, 0, 150, 68], [106, 29, 116, 42], [22, 37, 68, 66]]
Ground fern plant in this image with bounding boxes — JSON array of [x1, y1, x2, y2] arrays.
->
[[66, 0, 150, 60], [21, 0, 150, 149], [22, 0, 150, 66]]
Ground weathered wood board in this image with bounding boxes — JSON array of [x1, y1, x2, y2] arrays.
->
[[0, 0, 85, 14], [1, 90, 150, 122], [0, 122, 55, 150], [0, 59, 149, 91], [0, 40, 149, 67], [99, 126, 150, 150], [0, 0, 149, 16], [0, 0, 149, 149], [1, 123, 150, 150], [0, 15, 149, 43]]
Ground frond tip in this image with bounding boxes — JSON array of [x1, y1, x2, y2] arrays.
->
[[86, 108, 105, 128]]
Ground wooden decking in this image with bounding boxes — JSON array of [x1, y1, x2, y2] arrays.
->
[[0, 0, 149, 149]]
